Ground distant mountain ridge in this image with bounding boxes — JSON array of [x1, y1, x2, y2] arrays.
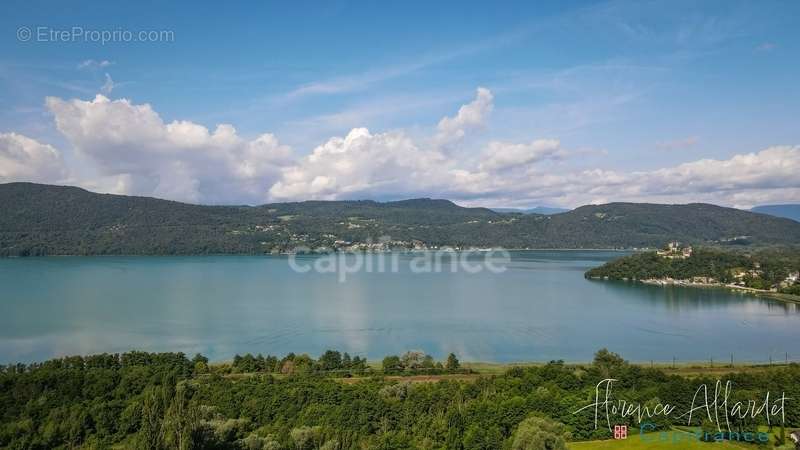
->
[[491, 207, 570, 215], [751, 204, 800, 223], [2, 182, 800, 256]]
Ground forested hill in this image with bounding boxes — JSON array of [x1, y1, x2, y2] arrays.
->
[[2, 182, 800, 256]]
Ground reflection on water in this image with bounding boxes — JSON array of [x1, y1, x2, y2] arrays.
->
[[0, 251, 798, 363], [595, 278, 799, 313]]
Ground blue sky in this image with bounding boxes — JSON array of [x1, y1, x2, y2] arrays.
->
[[1, 0, 799, 207]]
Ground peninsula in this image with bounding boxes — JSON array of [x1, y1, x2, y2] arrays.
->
[[585, 244, 800, 301]]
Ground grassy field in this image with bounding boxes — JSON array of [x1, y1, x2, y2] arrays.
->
[[461, 361, 794, 377], [569, 438, 738, 449], [216, 360, 796, 384], [569, 437, 739, 449]]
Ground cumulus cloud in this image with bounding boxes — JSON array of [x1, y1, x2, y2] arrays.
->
[[434, 87, 493, 147], [268, 89, 502, 201], [2, 87, 797, 209], [479, 139, 563, 171], [0, 132, 66, 183], [269, 104, 799, 208], [457, 146, 800, 208], [45, 94, 292, 204], [638, 146, 800, 197], [269, 128, 450, 200]]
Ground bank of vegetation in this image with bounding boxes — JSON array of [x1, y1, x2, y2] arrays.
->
[[1, 349, 798, 449], [586, 247, 800, 299]]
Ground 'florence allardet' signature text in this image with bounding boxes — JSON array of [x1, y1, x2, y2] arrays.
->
[[573, 378, 789, 432]]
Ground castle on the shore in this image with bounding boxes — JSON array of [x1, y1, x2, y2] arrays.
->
[[656, 241, 692, 259]]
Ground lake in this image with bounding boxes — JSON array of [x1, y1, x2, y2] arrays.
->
[[0, 251, 798, 364]]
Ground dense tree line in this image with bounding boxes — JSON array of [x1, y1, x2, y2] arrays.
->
[[381, 352, 465, 375], [2, 348, 799, 449], [4, 183, 800, 256], [229, 351, 368, 376]]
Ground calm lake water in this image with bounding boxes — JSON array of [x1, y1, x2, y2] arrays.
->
[[0, 251, 798, 364]]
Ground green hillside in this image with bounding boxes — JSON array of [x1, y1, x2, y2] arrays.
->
[[3, 182, 800, 256]]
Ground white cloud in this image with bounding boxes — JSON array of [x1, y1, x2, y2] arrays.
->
[[269, 89, 502, 201], [77, 59, 113, 70], [268, 85, 799, 208], [0, 133, 66, 183], [269, 127, 449, 200], [640, 146, 800, 196], [434, 87, 494, 147], [100, 73, 115, 94], [1, 87, 795, 210], [45, 94, 292, 204], [457, 146, 800, 209], [479, 139, 563, 171]]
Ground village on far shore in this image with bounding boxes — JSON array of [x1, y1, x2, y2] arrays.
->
[[587, 241, 800, 302], [648, 241, 799, 290]]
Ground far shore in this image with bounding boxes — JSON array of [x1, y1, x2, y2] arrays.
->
[[642, 278, 800, 304], [1, 248, 637, 258], [589, 276, 800, 304]]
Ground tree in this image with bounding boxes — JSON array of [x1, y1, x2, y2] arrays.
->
[[463, 424, 502, 450], [593, 348, 626, 378], [163, 384, 202, 450], [382, 355, 403, 374], [293, 354, 314, 373], [342, 352, 352, 369], [242, 434, 281, 450], [511, 416, 570, 450], [136, 385, 169, 450], [320, 438, 340, 450], [319, 350, 343, 371], [446, 353, 460, 371], [290, 425, 322, 450], [281, 359, 296, 375], [65, 405, 91, 449], [401, 351, 426, 370], [351, 356, 367, 371], [194, 361, 209, 374]]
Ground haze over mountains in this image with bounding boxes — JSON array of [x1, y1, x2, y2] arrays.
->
[[750, 204, 800, 223], [490, 207, 570, 215], [2, 182, 800, 256]]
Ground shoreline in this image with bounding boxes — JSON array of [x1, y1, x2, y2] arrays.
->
[[0, 248, 636, 258], [595, 277, 800, 304]]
